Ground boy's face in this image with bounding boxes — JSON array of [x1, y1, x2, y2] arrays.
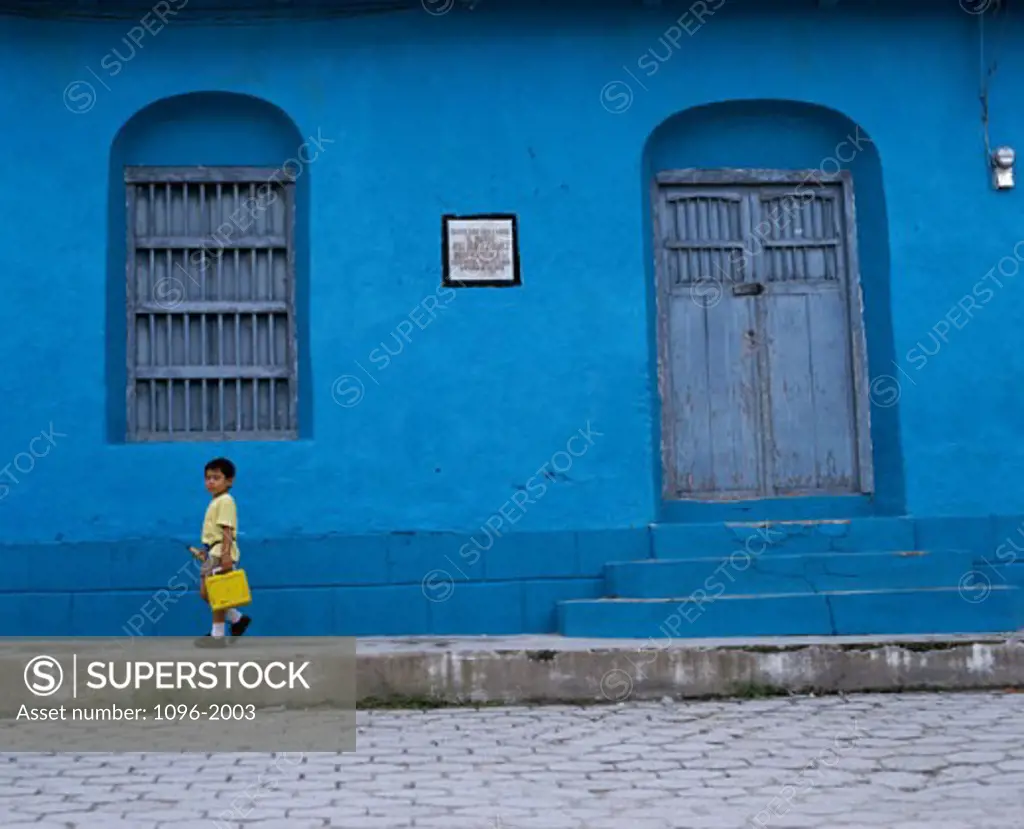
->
[[205, 468, 232, 496]]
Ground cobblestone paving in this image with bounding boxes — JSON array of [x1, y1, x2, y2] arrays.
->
[[2, 691, 1023, 828]]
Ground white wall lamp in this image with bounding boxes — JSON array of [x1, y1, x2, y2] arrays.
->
[[991, 146, 1015, 190]]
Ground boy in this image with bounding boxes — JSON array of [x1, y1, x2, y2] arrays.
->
[[195, 457, 251, 647]]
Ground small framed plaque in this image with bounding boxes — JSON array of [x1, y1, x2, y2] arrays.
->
[[442, 213, 521, 288]]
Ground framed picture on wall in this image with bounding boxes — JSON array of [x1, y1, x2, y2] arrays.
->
[[442, 213, 521, 288]]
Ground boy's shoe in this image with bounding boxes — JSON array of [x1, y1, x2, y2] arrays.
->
[[194, 636, 228, 648], [230, 615, 251, 637]]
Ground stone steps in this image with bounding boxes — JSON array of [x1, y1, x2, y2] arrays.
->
[[651, 517, 915, 559], [605, 549, 977, 599], [558, 516, 1024, 638], [557, 585, 1024, 638]]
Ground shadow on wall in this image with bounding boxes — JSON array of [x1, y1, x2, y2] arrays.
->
[[639, 98, 905, 516], [104, 91, 312, 442]]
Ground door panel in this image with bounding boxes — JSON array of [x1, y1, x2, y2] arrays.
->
[[667, 296, 762, 496], [757, 190, 843, 283], [756, 186, 859, 495], [704, 294, 762, 496], [804, 289, 858, 490], [762, 293, 816, 492], [761, 291, 857, 493], [659, 189, 762, 498]]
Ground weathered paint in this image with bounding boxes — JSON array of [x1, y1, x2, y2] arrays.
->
[[654, 171, 869, 500], [1, 2, 1023, 636]]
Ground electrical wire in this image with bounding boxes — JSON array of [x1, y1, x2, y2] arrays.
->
[[980, 10, 992, 162], [979, 1, 1009, 165]]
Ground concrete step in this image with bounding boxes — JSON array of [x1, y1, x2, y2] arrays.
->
[[5, 634, 1024, 708], [651, 517, 915, 559], [557, 585, 1023, 638], [605, 550, 977, 599]]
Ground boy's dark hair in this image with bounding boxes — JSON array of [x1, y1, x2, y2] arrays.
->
[[204, 457, 236, 479]]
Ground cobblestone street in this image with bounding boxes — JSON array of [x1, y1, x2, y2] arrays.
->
[[2, 691, 1023, 828]]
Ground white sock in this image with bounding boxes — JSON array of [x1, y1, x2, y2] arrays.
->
[[226, 609, 242, 623], [211, 622, 225, 637]]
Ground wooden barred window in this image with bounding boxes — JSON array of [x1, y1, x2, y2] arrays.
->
[[125, 167, 297, 441]]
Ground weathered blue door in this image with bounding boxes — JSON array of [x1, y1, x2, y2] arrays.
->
[[654, 170, 873, 501]]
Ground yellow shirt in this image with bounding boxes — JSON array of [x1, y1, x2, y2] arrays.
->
[[202, 492, 240, 562]]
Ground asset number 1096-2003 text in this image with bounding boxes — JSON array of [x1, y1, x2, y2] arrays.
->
[[154, 703, 256, 721], [16, 703, 257, 722]]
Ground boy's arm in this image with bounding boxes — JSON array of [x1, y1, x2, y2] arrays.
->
[[214, 495, 237, 571], [219, 526, 234, 571]]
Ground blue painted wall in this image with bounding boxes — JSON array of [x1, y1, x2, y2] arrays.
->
[[1, 0, 1023, 635]]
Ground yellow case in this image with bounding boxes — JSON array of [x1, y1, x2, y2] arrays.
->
[[206, 569, 252, 612]]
